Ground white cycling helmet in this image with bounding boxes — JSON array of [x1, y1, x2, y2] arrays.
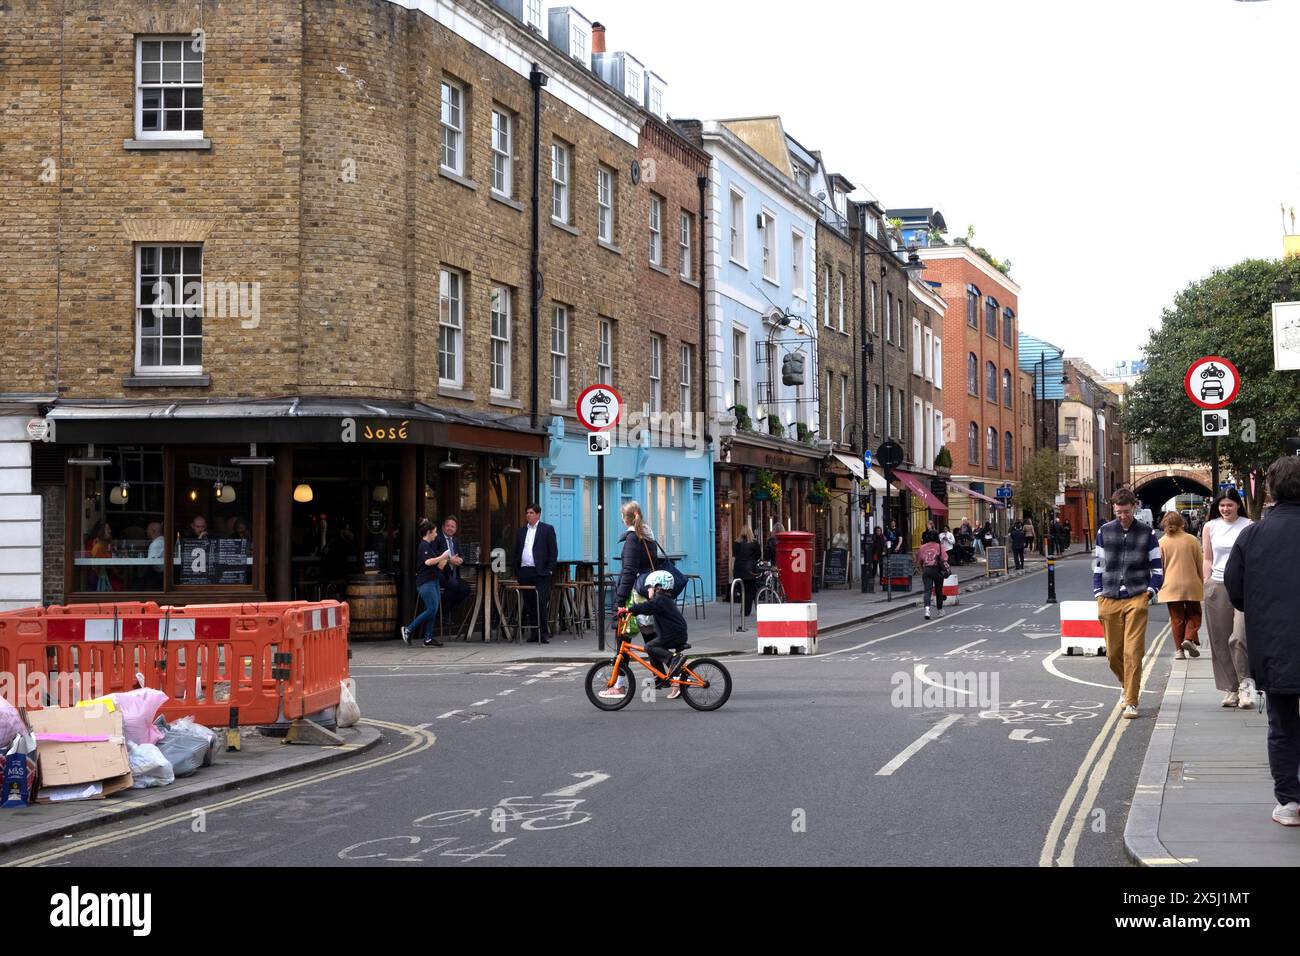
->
[[645, 570, 675, 591]]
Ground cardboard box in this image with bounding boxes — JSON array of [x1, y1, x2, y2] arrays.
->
[[27, 706, 133, 802]]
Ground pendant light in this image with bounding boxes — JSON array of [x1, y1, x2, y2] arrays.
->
[[439, 450, 462, 471], [293, 483, 314, 503], [373, 463, 390, 502], [109, 482, 130, 505], [215, 481, 236, 504], [501, 458, 522, 476]]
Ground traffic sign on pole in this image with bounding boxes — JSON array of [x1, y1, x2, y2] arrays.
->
[[1184, 356, 1240, 410], [576, 384, 623, 432]]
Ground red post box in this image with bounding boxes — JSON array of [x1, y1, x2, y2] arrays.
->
[[775, 531, 815, 603]]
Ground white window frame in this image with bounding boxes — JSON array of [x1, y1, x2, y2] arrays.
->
[[679, 211, 693, 279], [838, 274, 846, 333], [824, 369, 833, 437], [491, 109, 513, 197], [839, 374, 847, 445], [570, 24, 589, 63], [885, 388, 892, 438], [649, 195, 664, 266], [440, 78, 465, 175], [791, 230, 805, 298], [524, 0, 543, 30], [649, 335, 663, 413], [729, 189, 747, 266], [650, 86, 663, 117], [822, 264, 832, 326], [873, 384, 881, 433], [438, 267, 464, 388], [934, 409, 944, 462], [731, 328, 748, 410], [934, 336, 943, 389], [135, 36, 204, 141], [551, 306, 569, 405], [680, 343, 693, 414], [987, 426, 999, 470], [760, 209, 778, 282], [885, 294, 892, 342], [913, 397, 924, 465], [551, 141, 571, 224], [597, 165, 614, 243], [598, 318, 614, 385], [912, 318, 923, 374], [135, 243, 204, 374], [870, 282, 878, 335], [924, 401, 935, 466], [923, 327, 934, 381], [625, 66, 642, 101], [489, 284, 512, 397]]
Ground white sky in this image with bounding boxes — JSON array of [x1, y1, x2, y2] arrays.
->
[[592, 0, 1300, 373]]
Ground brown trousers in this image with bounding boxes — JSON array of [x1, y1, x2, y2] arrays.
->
[[1097, 594, 1150, 707], [1166, 600, 1202, 651]]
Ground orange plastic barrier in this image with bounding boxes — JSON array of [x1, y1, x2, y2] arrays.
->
[[0, 601, 350, 726]]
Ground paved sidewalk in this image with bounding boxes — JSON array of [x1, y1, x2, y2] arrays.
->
[[352, 552, 1079, 667], [0, 722, 381, 856], [1126, 648, 1300, 867]]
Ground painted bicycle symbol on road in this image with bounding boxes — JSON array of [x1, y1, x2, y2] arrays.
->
[[979, 700, 1104, 726]]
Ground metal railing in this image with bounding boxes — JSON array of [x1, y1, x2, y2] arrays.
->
[[729, 578, 750, 633]]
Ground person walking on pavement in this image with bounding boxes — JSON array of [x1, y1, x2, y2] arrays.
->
[[732, 525, 761, 628], [512, 503, 558, 644], [915, 530, 949, 620], [1061, 518, 1073, 554], [1022, 517, 1036, 557], [1093, 487, 1163, 719], [764, 522, 784, 564], [1009, 521, 1026, 570], [1202, 488, 1254, 708], [401, 518, 452, 647], [1158, 511, 1203, 660], [870, 527, 886, 580], [1224, 456, 1300, 825]]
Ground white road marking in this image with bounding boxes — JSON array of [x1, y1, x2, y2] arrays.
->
[[944, 639, 986, 656], [522, 678, 540, 685], [498, 689, 516, 695], [436, 710, 462, 719], [1009, 729, 1050, 743], [1033, 605, 1052, 615], [1023, 631, 1056, 640], [820, 604, 985, 657], [414, 722, 432, 731], [469, 699, 493, 707], [913, 663, 975, 697], [875, 714, 962, 776], [1000, 618, 1026, 633], [544, 771, 611, 797], [1042, 649, 1149, 693]]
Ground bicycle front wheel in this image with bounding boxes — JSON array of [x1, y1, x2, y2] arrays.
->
[[585, 659, 636, 711], [680, 657, 732, 711]]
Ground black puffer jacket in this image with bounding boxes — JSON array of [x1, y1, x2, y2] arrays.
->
[[1224, 501, 1300, 693], [615, 528, 658, 605]]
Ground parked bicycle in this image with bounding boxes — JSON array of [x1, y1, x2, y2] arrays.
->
[[754, 560, 786, 604]]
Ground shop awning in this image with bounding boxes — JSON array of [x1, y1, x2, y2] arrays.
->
[[948, 481, 1005, 508], [864, 466, 888, 492], [891, 469, 948, 514], [831, 452, 865, 479]]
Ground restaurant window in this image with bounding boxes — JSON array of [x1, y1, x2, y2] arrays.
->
[[172, 449, 255, 587], [73, 446, 166, 593]]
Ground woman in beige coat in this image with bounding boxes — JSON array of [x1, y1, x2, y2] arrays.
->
[[1158, 511, 1204, 659]]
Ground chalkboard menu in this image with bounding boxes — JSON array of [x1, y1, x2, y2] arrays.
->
[[177, 538, 250, 585], [363, 551, 379, 572], [986, 545, 1007, 576], [822, 548, 849, 587]]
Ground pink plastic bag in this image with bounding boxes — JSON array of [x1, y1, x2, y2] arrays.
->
[[108, 688, 168, 745], [0, 698, 25, 752]]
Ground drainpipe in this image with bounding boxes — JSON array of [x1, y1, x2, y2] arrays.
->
[[697, 174, 709, 445], [529, 65, 547, 434]]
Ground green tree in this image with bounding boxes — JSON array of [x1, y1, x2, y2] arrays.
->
[[1123, 257, 1300, 518], [1019, 449, 1061, 525]]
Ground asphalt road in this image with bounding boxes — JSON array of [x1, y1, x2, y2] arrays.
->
[[4, 557, 1173, 868]]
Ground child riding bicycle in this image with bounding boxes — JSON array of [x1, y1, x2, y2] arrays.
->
[[604, 570, 690, 700]]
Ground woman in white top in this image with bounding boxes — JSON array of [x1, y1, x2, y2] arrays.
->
[[1202, 489, 1254, 708]]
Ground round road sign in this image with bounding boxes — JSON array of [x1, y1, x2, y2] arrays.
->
[[576, 384, 623, 432], [1184, 356, 1240, 410]]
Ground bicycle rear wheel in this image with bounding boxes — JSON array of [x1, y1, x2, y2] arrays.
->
[[585, 659, 636, 711], [756, 585, 781, 605], [680, 657, 732, 711]]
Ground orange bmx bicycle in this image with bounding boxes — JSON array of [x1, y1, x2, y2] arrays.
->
[[585, 618, 732, 712]]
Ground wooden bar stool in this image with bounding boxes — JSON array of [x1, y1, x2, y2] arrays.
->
[[502, 582, 541, 645]]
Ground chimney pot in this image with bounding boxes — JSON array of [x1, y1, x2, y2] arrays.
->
[[591, 21, 606, 54]]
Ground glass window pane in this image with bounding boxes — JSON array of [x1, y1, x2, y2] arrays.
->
[[142, 41, 161, 61], [187, 109, 202, 131], [165, 110, 183, 130], [185, 88, 202, 109], [183, 60, 202, 82], [172, 449, 255, 587], [141, 338, 160, 366], [162, 339, 181, 365], [164, 87, 183, 109], [163, 41, 183, 61], [162, 60, 182, 82], [142, 63, 161, 83], [183, 247, 201, 272], [161, 247, 180, 274], [162, 314, 181, 336], [182, 339, 201, 366], [183, 314, 202, 336]]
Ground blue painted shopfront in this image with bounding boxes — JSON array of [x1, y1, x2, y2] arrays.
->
[[539, 418, 716, 601]]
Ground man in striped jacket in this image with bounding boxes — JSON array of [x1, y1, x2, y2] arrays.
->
[[1093, 487, 1164, 719]]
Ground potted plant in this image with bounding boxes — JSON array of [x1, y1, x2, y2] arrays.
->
[[934, 446, 953, 475], [796, 422, 813, 445], [751, 469, 781, 502], [768, 418, 785, 439], [807, 479, 831, 507], [733, 403, 753, 433]]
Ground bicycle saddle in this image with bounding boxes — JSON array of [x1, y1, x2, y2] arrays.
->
[[679, 643, 692, 651]]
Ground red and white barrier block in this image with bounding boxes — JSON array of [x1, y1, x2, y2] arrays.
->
[[943, 574, 960, 605], [757, 603, 818, 655], [1060, 600, 1106, 656]]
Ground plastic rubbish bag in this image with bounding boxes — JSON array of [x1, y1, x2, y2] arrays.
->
[[1, 731, 36, 807], [0, 697, 26, 753], [338, 679, 360, 728], [157, 717, 217, 777], [128, 741, 174, 788], [106, 688, 168, 745]]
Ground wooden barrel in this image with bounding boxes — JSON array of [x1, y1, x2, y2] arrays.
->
[[346, 573, 397, 641]]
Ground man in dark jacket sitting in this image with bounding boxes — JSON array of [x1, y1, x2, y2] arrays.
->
[[1225, 455, 1300, 827]]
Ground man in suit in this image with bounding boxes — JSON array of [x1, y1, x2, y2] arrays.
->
[[513, 502, 557, 643], [432, 516, 472, 626]]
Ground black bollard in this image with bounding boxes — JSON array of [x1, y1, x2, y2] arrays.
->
[[1046, 554, 1058, 603]]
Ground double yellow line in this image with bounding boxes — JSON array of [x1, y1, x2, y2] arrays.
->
[[6, 718, 435, 868], [1039, 623, 1170, 867]]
